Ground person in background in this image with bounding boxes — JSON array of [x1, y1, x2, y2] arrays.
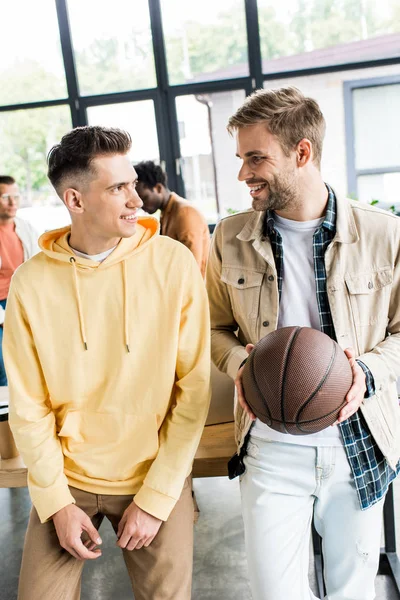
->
[[206, 86, 400, 600], [0, 175, 39, 385], [134, 161, 210, 277], [4, 126, 210, 600]]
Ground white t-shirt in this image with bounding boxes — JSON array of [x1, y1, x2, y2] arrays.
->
[[71, 246, 117, 263], [252, 213, 343, 446]]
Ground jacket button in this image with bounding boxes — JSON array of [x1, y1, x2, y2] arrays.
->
[[263, 321, 269, 327], [238, 278, 245, 284], [268, 275, 274, 281]]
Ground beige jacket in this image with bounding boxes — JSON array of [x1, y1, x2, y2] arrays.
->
[[206, 195, 400, 470], [161, 193, 210, 277]]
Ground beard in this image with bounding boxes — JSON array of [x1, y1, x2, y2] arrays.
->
[[251, 171, 300, 213]]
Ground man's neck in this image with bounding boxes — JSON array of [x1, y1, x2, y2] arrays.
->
[[274, 178, 329, 222], [69, 230, 120, 256], [160, 191, 173, 212], [0, 217, 15, 227]]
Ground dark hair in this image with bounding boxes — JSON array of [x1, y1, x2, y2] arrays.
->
[[0, 176, 16, 186], [47, 125, 132, 193], [134, 161, 168, 189]]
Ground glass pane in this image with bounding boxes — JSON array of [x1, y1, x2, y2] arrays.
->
[[176, 90, 247, 223], [161, 0, 249, 85], [67, 0, 156, 96], [87, 101, 160, 163], [0, 106, 72, 232], [353, 84, 400, 170], [258, 0, 400, 73], [0, 0, 67, 106], [357, 173, 400, 212], [262, 64, 400, 198]]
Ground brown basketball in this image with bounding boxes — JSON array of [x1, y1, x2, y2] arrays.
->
[[241, 326, 353, 435]]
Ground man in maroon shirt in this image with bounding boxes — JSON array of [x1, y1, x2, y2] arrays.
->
[[0, 176, 39, 385]]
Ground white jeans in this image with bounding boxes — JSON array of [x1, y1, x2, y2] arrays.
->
[[240, 436, 384, 600]]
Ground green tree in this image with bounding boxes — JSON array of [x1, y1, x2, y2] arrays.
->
[[75, 31, 156, 95]]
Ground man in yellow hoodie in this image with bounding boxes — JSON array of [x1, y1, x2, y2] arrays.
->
[[3, 126, 211, 600]]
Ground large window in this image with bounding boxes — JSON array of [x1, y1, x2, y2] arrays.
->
[[161, 0, 249, 85], [67, 0, 156, 95], [258, 0, 400, 73], [352, 81, 400, 207], [345, 75, 400, 210], [1, 0, 400, 227], [176, 90, 248, 222], [0, 0, 67, 106]]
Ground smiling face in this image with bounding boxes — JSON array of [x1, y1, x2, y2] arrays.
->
[[236, 123, 301, 213], [65, 153, 144, 252]]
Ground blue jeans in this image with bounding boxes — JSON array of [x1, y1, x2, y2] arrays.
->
[[0, 298, 7, 386]]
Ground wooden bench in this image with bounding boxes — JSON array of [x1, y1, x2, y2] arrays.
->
[[0, 387, 28, 488]]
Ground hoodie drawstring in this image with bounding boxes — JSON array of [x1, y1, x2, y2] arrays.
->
[[123, 260, 130, 353], [69, 256, 130, 353], [70, 257, 88, 351]]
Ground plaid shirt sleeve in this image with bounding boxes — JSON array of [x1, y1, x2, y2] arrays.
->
[[356, 360, 376, 398]]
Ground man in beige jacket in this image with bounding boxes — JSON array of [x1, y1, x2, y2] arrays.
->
[[206, 86, 400, 600], [134, 161, 210, 277]]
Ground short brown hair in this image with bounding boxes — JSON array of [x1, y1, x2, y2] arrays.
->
[[227, 86, 326, 167], [47, 125, 132, 194]]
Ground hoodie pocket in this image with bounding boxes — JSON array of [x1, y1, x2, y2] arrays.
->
[[58, 410, 159, 481]]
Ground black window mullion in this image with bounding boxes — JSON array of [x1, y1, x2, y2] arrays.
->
[[245, 0, 263, 91], [55, 0, 86, 127], [148, 0, 184, 195]]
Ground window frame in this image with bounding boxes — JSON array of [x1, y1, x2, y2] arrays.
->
[[344, 74, 400, 198]]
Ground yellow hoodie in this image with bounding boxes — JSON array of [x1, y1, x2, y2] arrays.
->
[[4, 217, 211, 523]]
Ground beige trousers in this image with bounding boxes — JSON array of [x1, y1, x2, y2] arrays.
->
[[18, 477, 194, 600]]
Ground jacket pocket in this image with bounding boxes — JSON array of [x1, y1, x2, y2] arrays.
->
[[345, 267, 392, 327], [221, 267, 264, 321], [59, 410, 159, 481]]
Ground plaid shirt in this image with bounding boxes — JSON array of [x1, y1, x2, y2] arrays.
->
[[265, 185, 399, 510]]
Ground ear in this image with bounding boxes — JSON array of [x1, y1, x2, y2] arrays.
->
[[154, 183, 164, 194], [64, 188, 84, 214], [296, 138, 312, 167]]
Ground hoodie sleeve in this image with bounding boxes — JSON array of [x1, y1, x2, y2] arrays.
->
[[133, 254, 211, 521], [3, 282, 75, 523]]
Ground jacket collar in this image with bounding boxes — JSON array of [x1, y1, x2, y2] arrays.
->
[[334, 192, 359, 244], [236, 210, 264, 242]]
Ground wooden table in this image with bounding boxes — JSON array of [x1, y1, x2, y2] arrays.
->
[[193, 421, 236, 478]]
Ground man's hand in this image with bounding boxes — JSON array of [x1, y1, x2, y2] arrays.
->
[[117, 501, 162, 551], [52, 504, 102, 561], [336, 347, 366, 424], [235, 343, 256, 421]]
